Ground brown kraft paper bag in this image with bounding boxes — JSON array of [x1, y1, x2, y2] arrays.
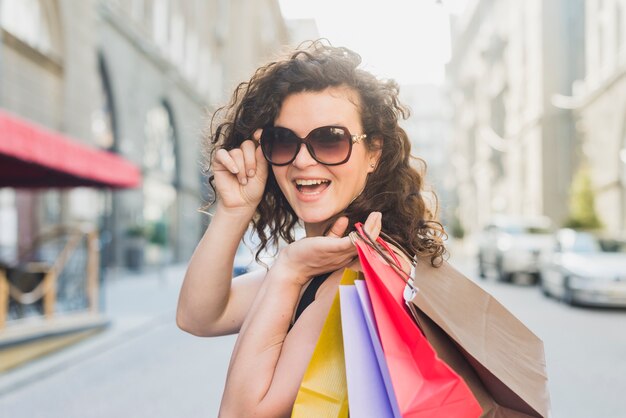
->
[[406, 259, 550, 418]]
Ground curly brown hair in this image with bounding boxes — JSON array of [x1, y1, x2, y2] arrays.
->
[[206, 40, 447, 266]]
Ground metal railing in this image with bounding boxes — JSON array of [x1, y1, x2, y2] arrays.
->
[[0, 225, 100, 329]]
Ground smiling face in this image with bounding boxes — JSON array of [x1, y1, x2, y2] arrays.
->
[[271, 87, 380, 236]]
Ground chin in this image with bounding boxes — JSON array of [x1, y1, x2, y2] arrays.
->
[[294, 207, 336, 225], [298, 212, 331, 225]]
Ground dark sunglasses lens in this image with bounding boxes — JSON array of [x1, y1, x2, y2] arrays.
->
[[308, 127, 351, 164], [262, 128, 298, 164]]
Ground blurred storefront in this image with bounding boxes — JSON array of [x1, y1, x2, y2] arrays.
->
[[0, 0, 288, 271], [0, 0, 288, 361], [447, 0, 585, 235]]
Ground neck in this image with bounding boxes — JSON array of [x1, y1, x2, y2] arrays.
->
[[304, 221, 330, 237]]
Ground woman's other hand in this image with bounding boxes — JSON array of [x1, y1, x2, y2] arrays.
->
[[213, 130, 268, 213], [276, 212, 382, 285]]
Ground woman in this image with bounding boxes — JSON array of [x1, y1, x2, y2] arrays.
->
[[177, 41, 446, 417]]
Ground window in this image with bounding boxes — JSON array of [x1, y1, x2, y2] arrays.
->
[[1, 0, 60, 57], [617, 2, 624, 53], [142, 103, 178, 263], [143, 104, 177, 245], [92, 55, 117, 150], [152, 0, 169, 51], [143, 105, 176, 183]]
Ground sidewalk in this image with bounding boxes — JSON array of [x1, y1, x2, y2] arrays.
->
[[0, 241, 477, 398], [0, 263, 187, 396]]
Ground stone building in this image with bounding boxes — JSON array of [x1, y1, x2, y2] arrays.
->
[[447, 0, 585, 235], [0, 0, 289, 271], [567, 0, 626, 234], [399, 84, 454, 226]]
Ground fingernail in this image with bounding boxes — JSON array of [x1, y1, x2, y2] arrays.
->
[[232, 166, 240, 174], [240, 177, 247, 185], [248, 169, 255, 177]]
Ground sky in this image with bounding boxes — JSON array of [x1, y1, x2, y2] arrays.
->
[[278, 0, 469, 85]]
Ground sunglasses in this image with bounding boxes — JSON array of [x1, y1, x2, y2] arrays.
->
[[260, 125, 367, 166]]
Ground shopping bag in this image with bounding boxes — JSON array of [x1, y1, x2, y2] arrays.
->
[[353, 279, 402, 418], [291, 270, 355, 418], [408, 259, 551, 417], [350, 223, 550, 417], [353, 224, 483, 418], [339, 281, 399, 418]]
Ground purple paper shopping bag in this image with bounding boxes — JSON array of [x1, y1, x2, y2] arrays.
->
[[339, 283, 400, 418], [353, 280, 402, 418]]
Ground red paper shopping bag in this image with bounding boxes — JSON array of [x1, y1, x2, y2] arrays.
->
[[353, 223, 482, 418]]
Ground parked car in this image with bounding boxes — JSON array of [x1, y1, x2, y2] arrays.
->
[[233, 241, 261, 277], [233, 230, 265, 277], [477, 216, 553, 283], [539, 229, 626, 307], [233, 225, 306, 277]]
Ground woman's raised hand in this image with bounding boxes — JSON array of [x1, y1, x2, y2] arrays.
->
[[213, 130, 268, 213], [276, 212, 383, 285]]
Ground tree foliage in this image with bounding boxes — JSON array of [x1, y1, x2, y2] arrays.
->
[[563, 166, 602, 230]]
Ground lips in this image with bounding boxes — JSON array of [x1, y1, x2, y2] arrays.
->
[[294, 178, 331, 195]]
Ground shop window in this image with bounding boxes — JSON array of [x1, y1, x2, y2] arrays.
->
[[92, 54, 117, 151], [142, 103, 178, 264]]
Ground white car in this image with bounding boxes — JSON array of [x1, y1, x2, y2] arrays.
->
[[477, 216, 553, 284], [233, 240, 263, 277], [540, 229, 626, 307], [232, 226, 304, 276]]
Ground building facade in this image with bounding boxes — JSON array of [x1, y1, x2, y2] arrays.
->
[[399, 84, 454, 227], [571, 0, 626, 234], [447, 0, 585, 235], [0, 0, 289, 271]]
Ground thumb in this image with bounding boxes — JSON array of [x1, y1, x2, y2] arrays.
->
[[326, 216, 349, 238], [363, 212, 382, 241]]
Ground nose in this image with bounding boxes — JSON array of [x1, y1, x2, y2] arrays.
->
[[291, 143, 318, 168]]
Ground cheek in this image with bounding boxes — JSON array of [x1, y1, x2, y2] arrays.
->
[[333, 165, 367, 190], [271, 168, 290, 192]]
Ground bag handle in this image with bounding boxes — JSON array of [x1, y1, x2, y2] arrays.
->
[[354, 223, 401, 265], [351, 223, 416, 293]]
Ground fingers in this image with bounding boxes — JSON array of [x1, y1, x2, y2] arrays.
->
[[363, 211, 382, 241], [240, 140, 257, 179], [229, 148, 248, 185], [214, 131, 267, 186], [214, 148, 240, 175], [326, 216, 349, 238]]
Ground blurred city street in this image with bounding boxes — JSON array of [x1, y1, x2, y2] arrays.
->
[[0, 248, 624, 418], [0, 264, 236, 418], [1, 0, 626, 417]]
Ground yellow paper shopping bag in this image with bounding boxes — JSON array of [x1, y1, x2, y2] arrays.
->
[[291, 269, 359, 418]]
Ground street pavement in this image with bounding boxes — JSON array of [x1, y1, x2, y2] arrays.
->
[[0, 264, 236, 417], [450, 244, 626, 418], [0, 244, 625, 417]]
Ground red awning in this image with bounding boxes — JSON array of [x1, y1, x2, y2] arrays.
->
[[0, 110, 141, 189]]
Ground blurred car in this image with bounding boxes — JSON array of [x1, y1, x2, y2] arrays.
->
[[233, 225, 305, 276], [233, 230, 265, 277], [539, 229, 626, 307], [477, 216, 553, 283], [233, 241, 261, 276]]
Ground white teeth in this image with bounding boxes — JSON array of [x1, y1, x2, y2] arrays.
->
[[294, 179, 330, 186]]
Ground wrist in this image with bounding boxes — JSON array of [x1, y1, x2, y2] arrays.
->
[[272, 249, 311, 286], [216, 201, 256, 220]]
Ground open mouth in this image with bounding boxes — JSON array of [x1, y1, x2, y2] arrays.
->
[[294, 178, 331, 195]]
